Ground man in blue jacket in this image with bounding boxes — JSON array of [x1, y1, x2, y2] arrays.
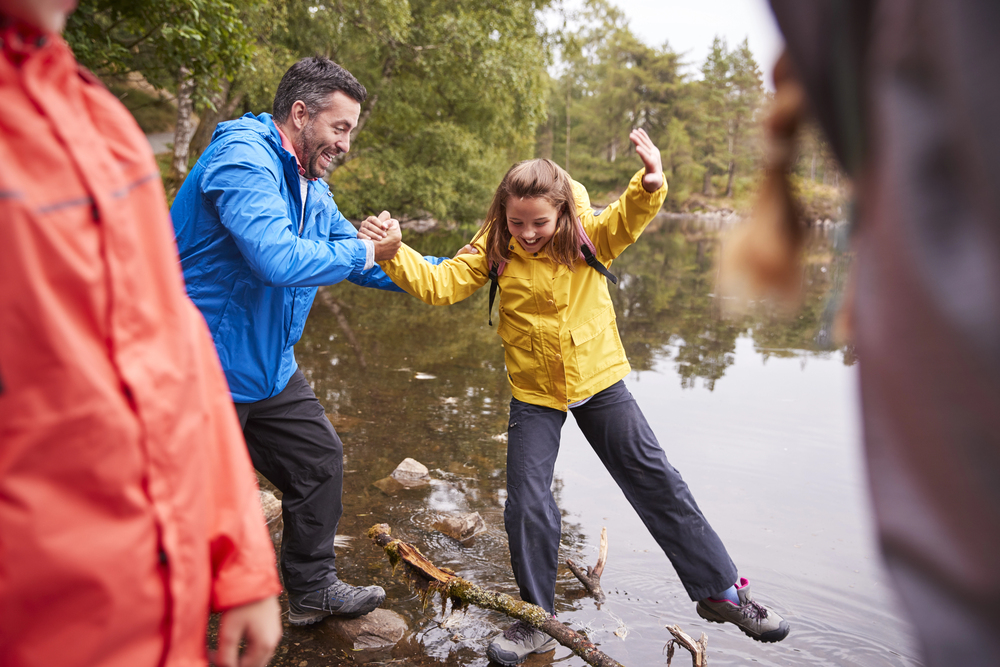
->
[[171, 57, 438, 625]]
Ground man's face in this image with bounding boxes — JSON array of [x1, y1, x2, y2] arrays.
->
[[0, 0, 78, 32], [295, 91, 361, 180]]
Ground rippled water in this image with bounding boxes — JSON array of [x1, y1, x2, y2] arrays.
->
[[269, 218, 922, 666]]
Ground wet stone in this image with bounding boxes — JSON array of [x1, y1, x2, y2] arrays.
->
[[391, 457, 430, 483], [374, 457, 432, 493], [313, 608, 407, 651], [433, 512, 486, 544], [258, 489, 283, 545]]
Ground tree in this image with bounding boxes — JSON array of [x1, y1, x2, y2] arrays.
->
[[66, 0, 260, 183], [544, 0, 683, 197], [687, 37, 763, 198]]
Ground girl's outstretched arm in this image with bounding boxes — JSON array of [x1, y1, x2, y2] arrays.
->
[[583, 130, 669, 261], [378, 235, 491, 306]]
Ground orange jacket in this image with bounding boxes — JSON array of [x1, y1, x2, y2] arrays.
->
[[0, 19, 281, 667]]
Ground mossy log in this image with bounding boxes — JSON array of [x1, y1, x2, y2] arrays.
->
[[367, 523, 625, 667], [566, 526, 608, 603]]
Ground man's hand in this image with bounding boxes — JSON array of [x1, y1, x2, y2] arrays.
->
[[373, 217, 402, 262], [357, 210, 392, 241], [211, 596, 282, 667], [454, 244, 477, 258], [630, 128, 664, 192]]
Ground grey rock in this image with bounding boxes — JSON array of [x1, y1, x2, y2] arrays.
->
[[314, 608, 407, 650]]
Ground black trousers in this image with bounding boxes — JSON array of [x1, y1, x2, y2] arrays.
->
[[235, 369, 342, 595], [505, 380, 738, 614]]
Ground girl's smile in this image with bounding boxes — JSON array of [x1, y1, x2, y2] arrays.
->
[[507, 197, 558, 253]]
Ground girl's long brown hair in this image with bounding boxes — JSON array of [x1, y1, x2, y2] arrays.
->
[[474, 159, 581, 270]]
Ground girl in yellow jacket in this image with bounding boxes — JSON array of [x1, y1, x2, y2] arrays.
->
[[368, 129, 789, 665]]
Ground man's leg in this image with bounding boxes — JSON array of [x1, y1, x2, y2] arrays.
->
[[235, 369, 383, 624]]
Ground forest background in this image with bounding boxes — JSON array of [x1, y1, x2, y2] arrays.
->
[[65, 0, 845, 227]]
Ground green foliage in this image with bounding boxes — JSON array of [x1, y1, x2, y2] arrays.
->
[[65, 0, 259, 109], [540, 6, 772, 210]]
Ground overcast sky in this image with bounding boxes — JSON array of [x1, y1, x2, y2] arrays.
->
[[545, 0, 785, 88]]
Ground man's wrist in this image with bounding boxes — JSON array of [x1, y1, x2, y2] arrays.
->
[[361, 239, 375, 271]]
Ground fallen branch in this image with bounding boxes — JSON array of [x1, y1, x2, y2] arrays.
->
[[567, 526, 608, 603], [665, 624, 708, 667], [368, 523, 625, 667]]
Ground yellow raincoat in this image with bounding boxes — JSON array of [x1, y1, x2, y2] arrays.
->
[[379, 169, 667, 411]]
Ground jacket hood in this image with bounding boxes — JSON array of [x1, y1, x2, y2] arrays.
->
[[212, 112, 285, 154]]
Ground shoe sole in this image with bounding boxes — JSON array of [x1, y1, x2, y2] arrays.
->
[[485, 638, 558, 666], [696, 602, 790, 643]]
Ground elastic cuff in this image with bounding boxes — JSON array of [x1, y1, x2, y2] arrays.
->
[[361, 239, 375, 271]]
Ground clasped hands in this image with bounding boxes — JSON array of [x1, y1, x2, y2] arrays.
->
[[357, 210, 403, 261]]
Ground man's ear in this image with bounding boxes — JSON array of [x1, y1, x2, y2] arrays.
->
[[289, 100, 309, 131]]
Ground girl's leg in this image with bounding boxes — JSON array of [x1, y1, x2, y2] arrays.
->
[[571, 380, 738, 601], [504, 397, 567, 615]]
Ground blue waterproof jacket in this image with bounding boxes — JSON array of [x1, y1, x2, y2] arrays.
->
[[172, 112, 439, 402]]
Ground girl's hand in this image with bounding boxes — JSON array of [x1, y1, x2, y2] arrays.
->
[[630, 128, 664, 192], [358, 211, 392, 241]]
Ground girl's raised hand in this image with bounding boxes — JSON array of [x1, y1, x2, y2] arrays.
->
[[630, 128, 664, 192]]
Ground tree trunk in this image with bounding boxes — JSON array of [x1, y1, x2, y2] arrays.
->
[[725, 160, 736, 197], [565, 84, 571, 171], [702, 166, 713, 196], [189, 79, 243, 159], [170, 67, 197, 184]]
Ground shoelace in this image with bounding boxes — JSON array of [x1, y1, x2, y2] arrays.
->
[[739, 599, 769, 623], [502, 620, 534, 642], [324, 580, 357, 605]]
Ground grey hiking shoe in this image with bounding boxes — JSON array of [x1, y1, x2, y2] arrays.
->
[[287, 579, 386, 626], [696, 578, 790, 643], [486, 620, 558, 666]]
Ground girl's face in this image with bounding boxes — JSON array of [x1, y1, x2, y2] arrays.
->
[[506, 196, 559, 253]]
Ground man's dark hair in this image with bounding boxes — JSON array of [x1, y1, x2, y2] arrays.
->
[[272, 57, 367, 123]]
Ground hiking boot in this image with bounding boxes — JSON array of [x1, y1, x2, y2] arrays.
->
[[486, 620, 558, 666], [287, 579, 386, 626], [696, 578, 790, 643]]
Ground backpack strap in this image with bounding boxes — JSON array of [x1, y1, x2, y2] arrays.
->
[[488, 261, 505, 326], [575, 216, 618, 285], [579, 243, 618, 285], [487, 219, 619, 325]]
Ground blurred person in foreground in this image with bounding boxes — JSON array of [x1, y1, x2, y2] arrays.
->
[[725, 2, 1000, 665], [0, 1, 282, 666]]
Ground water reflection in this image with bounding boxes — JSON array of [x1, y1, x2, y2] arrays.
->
[[280, 218, 918, 666]]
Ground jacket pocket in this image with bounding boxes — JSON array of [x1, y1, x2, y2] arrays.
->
[[497, 319, 541, 393], [569, 305, 626, 380]]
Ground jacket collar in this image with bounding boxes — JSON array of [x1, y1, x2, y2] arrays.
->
[[1, 14, 55, 66], [506, 237, 549, 260]]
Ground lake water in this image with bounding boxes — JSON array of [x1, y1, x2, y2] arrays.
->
[[268, 218, 923, 667]]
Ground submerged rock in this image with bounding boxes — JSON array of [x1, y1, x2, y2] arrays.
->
[[314, 608, 407, 650], [433, 512, 486, 544], [391, 457, 430, 485], [374, 457, 432, 494]]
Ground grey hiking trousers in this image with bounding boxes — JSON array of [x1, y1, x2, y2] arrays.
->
[[504, 380, 737, 614]]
